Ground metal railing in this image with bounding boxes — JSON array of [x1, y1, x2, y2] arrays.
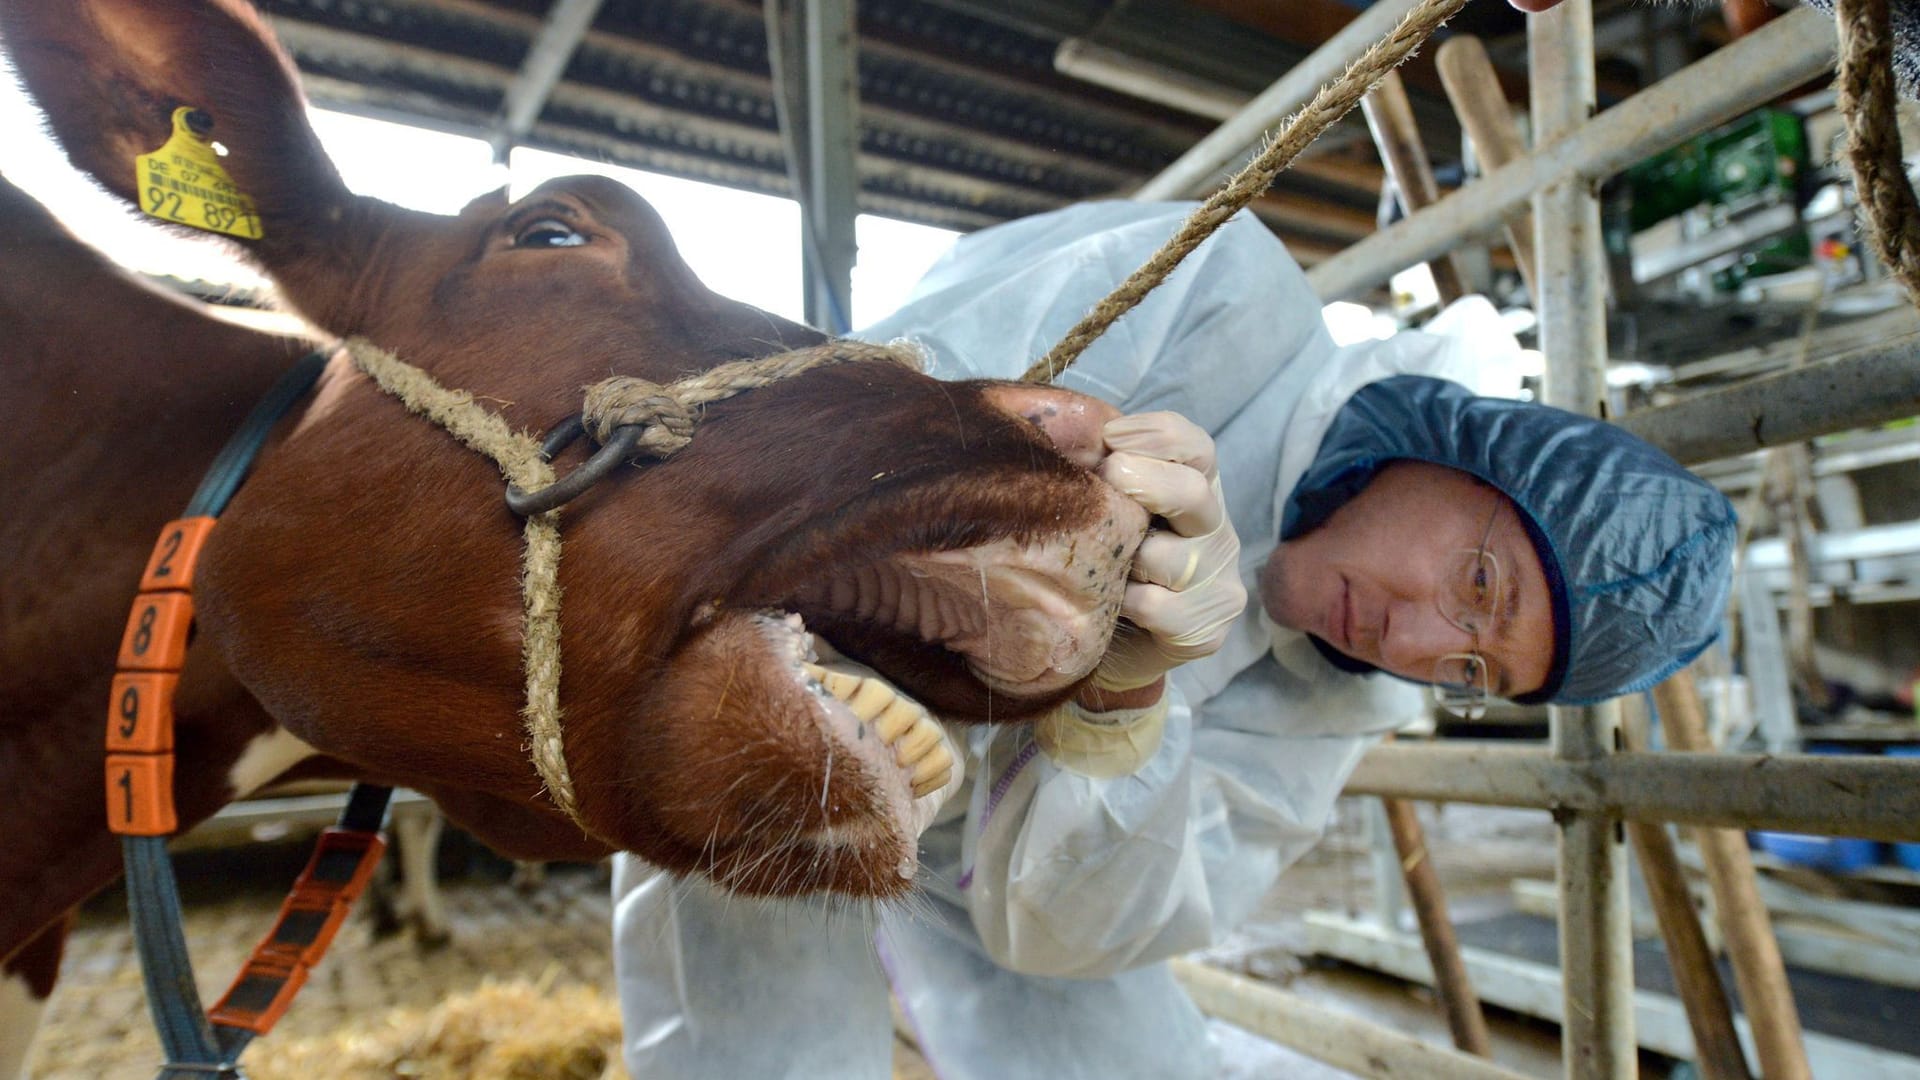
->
[[1141, 3, 1920, 1077]]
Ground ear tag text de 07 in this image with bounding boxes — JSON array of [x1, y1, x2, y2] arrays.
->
[[134, 106, 264, 240]]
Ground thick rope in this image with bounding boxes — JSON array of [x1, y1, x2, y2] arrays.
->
[[1837, 0, 1920, 309], [1020, 0, 1469, 384], [582, 339, 921, 449], [344, 337, 923, 835], [347, 340, 582, 827]]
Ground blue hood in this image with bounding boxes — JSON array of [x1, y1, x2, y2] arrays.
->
[[1281, 375, 1737, 705]]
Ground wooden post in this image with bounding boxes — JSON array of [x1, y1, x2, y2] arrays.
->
[[1653, 669, 1813, 1080], [1618, 706, 1752, 1080], [1382, 796, 1495, 1055], [1435, 35, 1540, 301], [1360, 69, 1471, 304]]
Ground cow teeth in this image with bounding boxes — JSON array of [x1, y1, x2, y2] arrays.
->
[[894, 717, 942, 767], [875, 698, 920, 743], [803, 661, 871, 704], [801, 660, 950, 793], [846, 679, 894, 721], [910, 747, 953, 797]]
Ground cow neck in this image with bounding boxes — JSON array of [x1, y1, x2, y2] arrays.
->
[[105, 349, 396, 1078], [341, 336, 922, 832]]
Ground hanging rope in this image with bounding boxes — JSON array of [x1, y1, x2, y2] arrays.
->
[[1020, 0, 1469, 384], [1838, 0, 1920, 308]]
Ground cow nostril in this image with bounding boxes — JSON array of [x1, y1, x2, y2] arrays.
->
[[980, 385, 1121, 469]]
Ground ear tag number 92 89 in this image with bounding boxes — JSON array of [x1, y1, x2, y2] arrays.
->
[[134, 106, 264, 240]]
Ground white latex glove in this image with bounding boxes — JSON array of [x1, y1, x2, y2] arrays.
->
[[1032, 694, 1170, 779], [1091, 411, 1247, 692]]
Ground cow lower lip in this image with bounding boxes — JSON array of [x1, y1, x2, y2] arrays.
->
[[785, 509, 1145, 697], [799, 556, 1117, 696]]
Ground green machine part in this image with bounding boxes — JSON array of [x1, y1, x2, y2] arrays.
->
[[1608, 107, 1813, 290]]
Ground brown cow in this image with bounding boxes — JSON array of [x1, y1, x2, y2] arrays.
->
[[0, 0, 1147, 1065]]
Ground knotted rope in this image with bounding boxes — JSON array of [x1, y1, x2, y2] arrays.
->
[[1837, 0, 1920, 308], [580, 339, 920, 449], [1020, 0, 1468, 384], [345, 337, 920, 833]]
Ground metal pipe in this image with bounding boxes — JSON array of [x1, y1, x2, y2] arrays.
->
[[1654, 673, 1812, 1080], [1169, 960, 1537, 1080], [1342, 743, 1920, 842], [1617, 340, 1920, 465], [1307, 5, 1836, 301], [1133, 0, 1426, 201], [1530, 5, 1635, 1075], [490, 0, 605, 161], [802, 0, 858, 332]]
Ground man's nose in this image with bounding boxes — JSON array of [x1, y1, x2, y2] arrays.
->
[[979, 384, 1123, 469], [1377, 600, 1475, 680]]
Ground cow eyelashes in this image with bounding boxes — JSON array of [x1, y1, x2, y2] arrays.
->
[[513, 218, 588, 249]]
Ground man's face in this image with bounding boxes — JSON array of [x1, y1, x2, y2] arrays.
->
[[1260, 461, 1556, 699]]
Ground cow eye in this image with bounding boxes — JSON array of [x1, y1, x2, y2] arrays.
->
[[514, 218, 587, 248]]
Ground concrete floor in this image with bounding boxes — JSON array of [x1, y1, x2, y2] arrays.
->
[[25, 800, 1569, 1079]]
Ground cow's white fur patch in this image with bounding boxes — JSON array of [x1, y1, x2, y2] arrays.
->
[[227, 726, 320, 798], [0, 970, 46, 1080]]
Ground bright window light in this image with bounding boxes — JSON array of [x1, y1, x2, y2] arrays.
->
[[1, 62, 957, 330], [1321, 300, 1398, 346]]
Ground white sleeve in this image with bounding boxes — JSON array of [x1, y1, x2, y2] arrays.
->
[[957, 655, 1426, 979], [957, 679, 1210, 979]]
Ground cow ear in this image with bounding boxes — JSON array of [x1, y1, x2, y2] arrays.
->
[[0, 0, 358, 266]]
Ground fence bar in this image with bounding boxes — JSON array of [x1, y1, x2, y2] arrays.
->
[[1362, 70, 1471, 303], [1617, 705, 1752, 1080], [1169, 960, 1536, 1080], [1307, 5, 1836, 301], [1382, 797, 1494, 1055], [1530, 4, 1636, 1076], [1132, 0, 1425, 200], [1654, 674, 1812, 1079], [1436, 35, 1538, 302], [1344, 744, 1920, 841], [1617, 340, 1920, 465]]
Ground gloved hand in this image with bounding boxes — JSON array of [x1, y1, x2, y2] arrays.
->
[[1090, 410, 1247, 693]]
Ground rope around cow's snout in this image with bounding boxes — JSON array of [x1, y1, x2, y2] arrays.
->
[[345, 336, 921, 835]]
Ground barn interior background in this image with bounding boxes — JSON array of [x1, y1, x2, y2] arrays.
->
[[10, 0, 1920, 1077]]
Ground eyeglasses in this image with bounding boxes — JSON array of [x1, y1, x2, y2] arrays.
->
[[1432, 497, 1503, 720]]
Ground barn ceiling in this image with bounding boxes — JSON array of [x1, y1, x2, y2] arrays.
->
[[254, 0, 1586, 264], [248, 0, 1736, 274]]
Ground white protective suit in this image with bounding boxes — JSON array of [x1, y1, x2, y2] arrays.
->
[[611, 201, 1519, 1079]]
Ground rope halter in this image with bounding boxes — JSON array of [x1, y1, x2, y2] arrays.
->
[[346, 336, 920, 833]]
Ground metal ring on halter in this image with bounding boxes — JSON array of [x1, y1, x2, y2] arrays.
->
[[504, 416, 647, 516]]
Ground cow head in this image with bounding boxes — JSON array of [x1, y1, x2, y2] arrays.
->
[[1, 0, 1147, 897]]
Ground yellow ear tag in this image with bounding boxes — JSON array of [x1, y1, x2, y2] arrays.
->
[[134, 107, 263, 240]]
